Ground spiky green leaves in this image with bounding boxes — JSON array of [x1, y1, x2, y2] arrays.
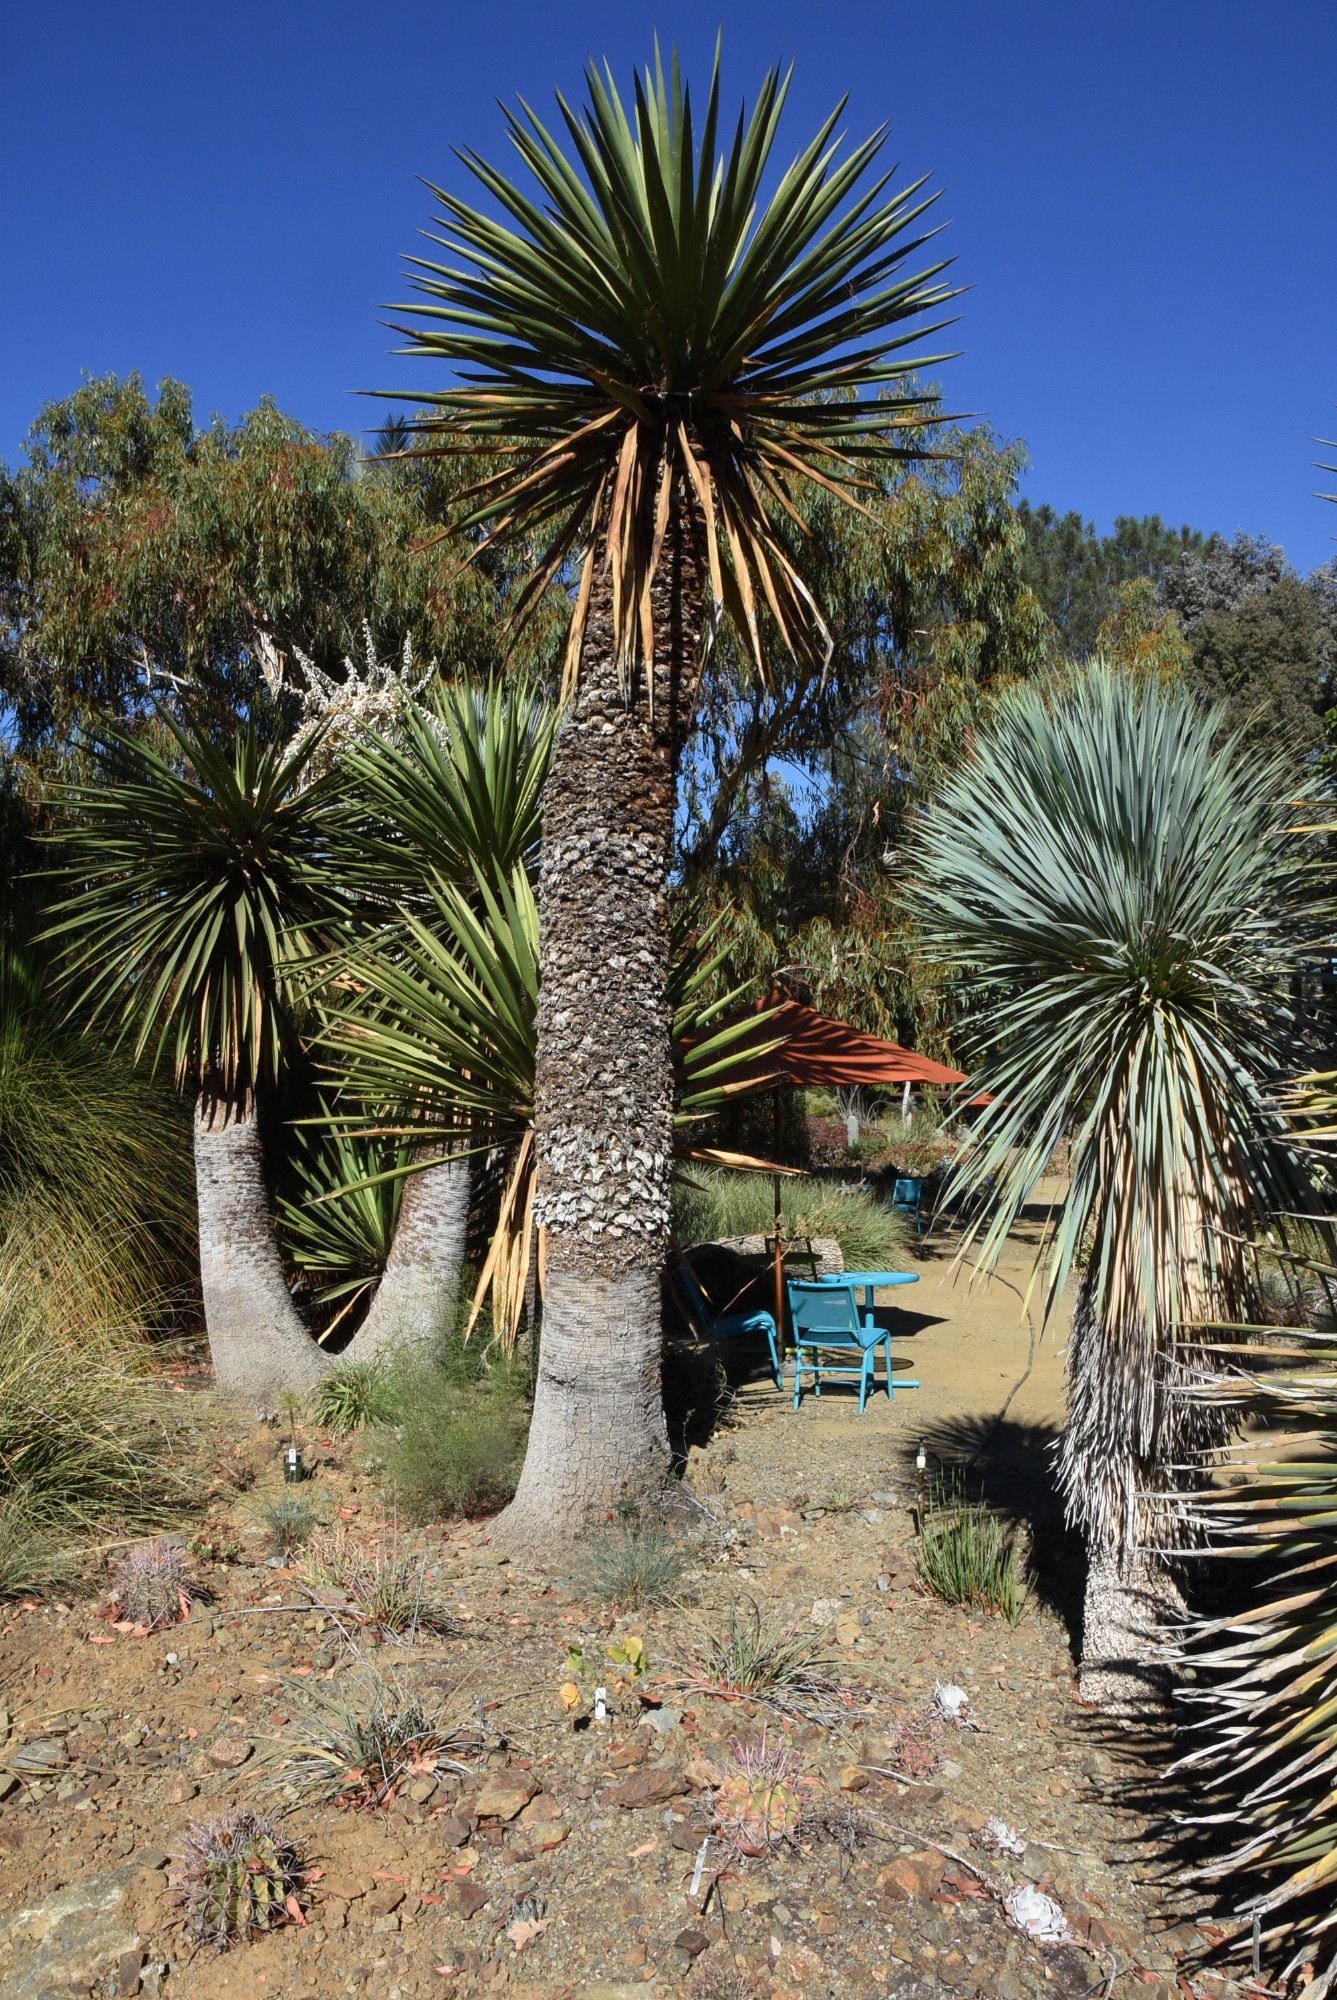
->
[[386, 42, 956, 685], [910, 667, 1314, 1330], [43, 714, 344, 1099]]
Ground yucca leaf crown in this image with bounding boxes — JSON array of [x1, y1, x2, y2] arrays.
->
[[386, 40, 958, 690]]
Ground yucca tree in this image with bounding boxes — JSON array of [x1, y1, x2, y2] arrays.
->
[[44, 714, 345, 1398], [910, 667, 1314, 1706], [389, 43, 954, 1544], [323, 679, 556, 1363]]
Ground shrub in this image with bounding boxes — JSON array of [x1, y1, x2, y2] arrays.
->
[[175, 1806, 305, 1951], [671, 1167, 907, 1271], [574, 1509, 696, 1609], [276, 1664, 475, 1810], [915, 1479, 1029, 1624], [108, 1538, 202, 1632], [304, 1524, 454, 1638], [312, 1360, 393, 1437], [371, 1353, 528, 1522]]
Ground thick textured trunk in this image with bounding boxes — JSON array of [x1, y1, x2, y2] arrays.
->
[[343, 1150, 470, 1366], [193, 1092, 329, 1400], [1080, 1542, 1182, 1712], [496, 491, 702, 1553]]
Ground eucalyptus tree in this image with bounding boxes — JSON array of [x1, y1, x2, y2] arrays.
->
[[390, 43, 955, 1546], [44, 716, 344, 1398], [910, 668, 1314, 1707]]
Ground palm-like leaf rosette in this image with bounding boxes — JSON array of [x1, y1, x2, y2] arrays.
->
[[384, 40, 956, 692]]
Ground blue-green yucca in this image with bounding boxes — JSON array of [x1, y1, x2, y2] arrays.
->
[[911, 665, 1313, 1705]]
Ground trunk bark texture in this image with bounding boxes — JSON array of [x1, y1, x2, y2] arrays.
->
[[343, 1150, 470, 1366], [496, 490, 702, 1553], [193, 1092, 330, 1400]]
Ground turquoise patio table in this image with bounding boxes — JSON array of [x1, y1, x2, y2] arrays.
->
[[819, 1269, 919, 1314]]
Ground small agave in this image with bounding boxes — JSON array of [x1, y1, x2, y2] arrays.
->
[[175, 1806, 304, 1952], [711, 1729, 806, 1858]]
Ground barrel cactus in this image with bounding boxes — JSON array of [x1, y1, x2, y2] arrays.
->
[[711, 1731, 807, 1858], [109, 1538, 201, 1632], [176, 1807, 304, 1950]]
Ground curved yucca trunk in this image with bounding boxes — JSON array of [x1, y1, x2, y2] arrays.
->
[[193, 1092, 330, 1399], [342, 1149, 471, 1364], [496, 496, 702, 1549]]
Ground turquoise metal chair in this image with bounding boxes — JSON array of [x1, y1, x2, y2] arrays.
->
[[890, 1176, 925, 1232], [786, 1278, 918, 1411], [672, 1259, 783, 1390]]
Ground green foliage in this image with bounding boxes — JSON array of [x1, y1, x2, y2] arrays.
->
[[371, 1359, 530, 1523], [260, 1494, 319, 1562], [311, 1360, 394, 1437], [677, 1595, 849, 1723], [574, 1509, 697, 1609], [915, 1479, 1028, 1623], [0, 1281, 182, 1596], [0, 938, 194, 1324], [910, 666, 1315, 1550], [276, 1663, 474, 1809], [671, 1166, 907, 1270], [278, 1128, 404, 1317], [1015, 501, 1209, 658], [391, 42, 952, 682], [176, 1806, 305, 1952], [0, 373, 562, 746], [45, 711, 344, 1096]]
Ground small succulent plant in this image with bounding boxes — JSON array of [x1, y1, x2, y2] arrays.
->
[[175, 1806, 304, 1951], [710, 1730, 807, 1858], [108, 1538, 202, 1632], [260, 1493, 318, 1562]]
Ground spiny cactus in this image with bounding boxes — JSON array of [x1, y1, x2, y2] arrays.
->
[[710, 1729, 807, 1858], [175, 1806, 304, 1951], [108, 1538, 201, 1632]]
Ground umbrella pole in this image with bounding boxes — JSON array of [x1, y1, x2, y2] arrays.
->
[[772, 1086, 784, 1339]]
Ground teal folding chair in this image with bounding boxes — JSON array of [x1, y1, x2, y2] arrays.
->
[[672, 1259, 783, 1390], [890, 1176, 925, 1232], [786, 1278, 919, 1411]]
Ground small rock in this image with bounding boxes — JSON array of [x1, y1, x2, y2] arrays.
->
[[871, 1490, 898, 1507], [436, 1815, 473, 1848], [321, 1874, 366, 1900], [132, 1848, 170, 1872], [810, 1597, 840, 1627], [674, 1928, 709, 1959], [206, 1736, 252, 1769], [117, 1949, 145, 1996], [610, 1765, 687, 1808], [683, 1754, 723, 1790], [860, 1507, 885, 1525], [447, 1881, 490, 1919], [368, 1883, 404, 1915], [161, 1775, 196, 1805], [875, 1852, 945, 1903], [939, 1757, 963, 1781], [406, 1776, 436, 1804], [837, 1765, 869, 1792], [472, 1769, 539, 1821], [638, 1706, 681, 1735]]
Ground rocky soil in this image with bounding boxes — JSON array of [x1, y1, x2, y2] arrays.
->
[[0, 1382, 1248, 2000]]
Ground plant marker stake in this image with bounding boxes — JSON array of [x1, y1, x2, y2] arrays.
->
[[690, 1836, 712, 1900], [593, 1686, 608, 1721], [284, 1446, 303, 1485], [916, 1440, 927, 1522]]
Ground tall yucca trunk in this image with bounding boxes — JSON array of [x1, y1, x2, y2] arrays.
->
[[193, 1091, 329, 1400], [1062, 1181, 1240, 1710], [496, 491, 702, 1552], [343, 1149, 471, 1365]]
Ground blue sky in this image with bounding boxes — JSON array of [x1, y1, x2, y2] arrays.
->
[[3, 0, 1334, 569]]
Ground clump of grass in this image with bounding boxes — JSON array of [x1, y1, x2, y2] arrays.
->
[[175, 1806, 305, 1952], [675, 1596, 856, 1725], [108, 1538, 203, 1632], [260, 1494, 318, 1563], [671, 1166, 909, 1271], [575, 1508, 697, 1610], [915, 1477, 1029, 1625], [276, 1665, 476, 1810], [371, 1356, 528, 1522], [304, 1524, 454, 1639], [312, 1360, 393, 1437]]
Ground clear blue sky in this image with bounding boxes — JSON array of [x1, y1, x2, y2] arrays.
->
[[3, 1, 1334, 568]]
